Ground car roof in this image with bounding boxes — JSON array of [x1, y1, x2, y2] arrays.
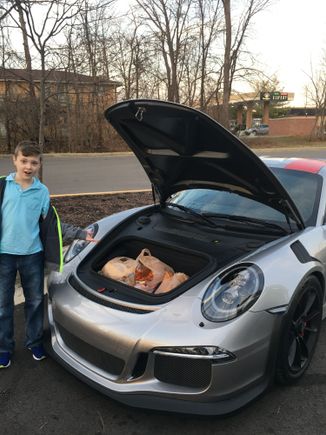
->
[[262, 157, 326, 174]]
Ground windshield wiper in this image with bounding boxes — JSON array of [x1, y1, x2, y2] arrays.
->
[[203, 213, 290, 234], [164, 202, 218, 228]]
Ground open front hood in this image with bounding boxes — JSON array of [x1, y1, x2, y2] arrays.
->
[[105, 99, 305, 229]]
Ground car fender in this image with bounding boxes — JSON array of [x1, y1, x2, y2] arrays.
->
[[250, 250, 324, 312]]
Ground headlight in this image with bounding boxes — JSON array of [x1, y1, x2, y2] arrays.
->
[[64, 223, 98, 263], [201, 264, 264, 322]]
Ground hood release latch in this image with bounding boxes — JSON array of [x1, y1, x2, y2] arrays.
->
[[135, 106, 146, 122]]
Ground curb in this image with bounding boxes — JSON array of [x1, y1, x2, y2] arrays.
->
[[50, 188, 151, 198], [254, 145, 326, 152]]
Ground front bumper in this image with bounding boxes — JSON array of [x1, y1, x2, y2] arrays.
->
[[47, 279, 283, 415]]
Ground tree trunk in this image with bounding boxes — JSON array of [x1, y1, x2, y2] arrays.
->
[[16, 0, 39, 139], [220, 0, 231, 128], [38, 54, 46, 181]]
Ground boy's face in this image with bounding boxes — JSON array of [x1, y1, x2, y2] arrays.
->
[[13, 151, 41, 181]]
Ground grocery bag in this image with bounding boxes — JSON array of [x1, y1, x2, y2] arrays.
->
[[134, 248, 174, 292], [101, 256, 137, 286], [155, 272, 189, 294]]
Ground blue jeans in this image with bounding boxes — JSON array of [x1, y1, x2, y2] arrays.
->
[[0, 252, 44, 354]]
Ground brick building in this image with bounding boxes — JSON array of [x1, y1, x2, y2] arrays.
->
[[0, 68, 121, 152], [268, 116, 316, 136]]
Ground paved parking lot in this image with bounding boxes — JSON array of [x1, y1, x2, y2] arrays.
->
[[1, 299, 326, 434]]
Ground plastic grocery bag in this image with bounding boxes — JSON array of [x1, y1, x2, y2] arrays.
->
[[155, 272, 189, 294], [101, 256, 137, 286], [134, 248, 174, 292]]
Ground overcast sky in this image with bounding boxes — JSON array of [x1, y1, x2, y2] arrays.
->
[[248, 0, 326, 106]]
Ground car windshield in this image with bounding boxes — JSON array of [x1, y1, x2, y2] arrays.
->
[[169, 167, 322, 228]]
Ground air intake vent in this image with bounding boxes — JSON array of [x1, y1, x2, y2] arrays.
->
[[154, 353, 211, 388], [57, 323, 125, 376]]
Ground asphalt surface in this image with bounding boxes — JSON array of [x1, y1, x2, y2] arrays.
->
[[2, 301, 326, 434], [0, 153, 151, 195], [1, 147, 326, 195]]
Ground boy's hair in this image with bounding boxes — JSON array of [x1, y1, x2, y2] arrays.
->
[[14, 141, 42, 160]]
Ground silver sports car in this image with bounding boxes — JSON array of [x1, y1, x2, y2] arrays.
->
[[47, 99, 326, 415]]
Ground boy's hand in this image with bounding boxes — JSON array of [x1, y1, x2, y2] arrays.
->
[[86, 231, 98, 243]]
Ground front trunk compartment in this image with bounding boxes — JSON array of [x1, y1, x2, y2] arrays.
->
[[74, 206, 278, 305]]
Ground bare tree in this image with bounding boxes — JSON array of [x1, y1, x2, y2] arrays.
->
[[0, 2, 15, 22], [1, 0, 123, 154], [196, 0, 223, 110], [0, 0, 276, 152], [179, 0, 223, 109], [60, 0, 117, 150], [305, 57, 326, 139], [135, 0, 192, 102], [0, 10, 26, 151], [64, 0, 116, 77], [108, 13, 153, 100], [7, 0, 82, 169], [219, 0, 272, 127]]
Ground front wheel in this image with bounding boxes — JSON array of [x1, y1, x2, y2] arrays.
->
[[276, 276, 323, 385]]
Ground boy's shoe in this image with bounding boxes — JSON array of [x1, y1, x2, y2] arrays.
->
[[28, 345, 47, 361], [0, 352, 11, 368]]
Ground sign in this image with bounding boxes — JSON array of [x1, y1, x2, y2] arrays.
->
[[260, 91, 288, 102]]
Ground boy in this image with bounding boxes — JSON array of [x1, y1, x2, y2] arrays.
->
[[0, 141, 94, 368]]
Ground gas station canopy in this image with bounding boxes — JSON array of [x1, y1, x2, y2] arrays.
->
[[230, 91, 294, 105], [229, 91, 295, 127]]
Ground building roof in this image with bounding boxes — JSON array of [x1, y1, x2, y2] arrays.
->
[[0, 68, 121, 86]]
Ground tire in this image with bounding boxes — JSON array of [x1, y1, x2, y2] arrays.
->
[[252, 130, 257, 136], [276, 276, 323, 385]]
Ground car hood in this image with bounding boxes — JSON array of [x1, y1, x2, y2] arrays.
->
[[105, 99, 305, 229]]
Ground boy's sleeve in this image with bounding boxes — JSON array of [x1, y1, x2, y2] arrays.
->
[[61, 222, 88, 243]]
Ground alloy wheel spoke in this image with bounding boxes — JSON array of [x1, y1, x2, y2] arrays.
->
[[293, 336, 308, 369], [306, 309, 320, 322], [288, 337, 297, 367], [291, 319, 300, 330], [304, 326, 318, 333], [302, 291, 317, 317]]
